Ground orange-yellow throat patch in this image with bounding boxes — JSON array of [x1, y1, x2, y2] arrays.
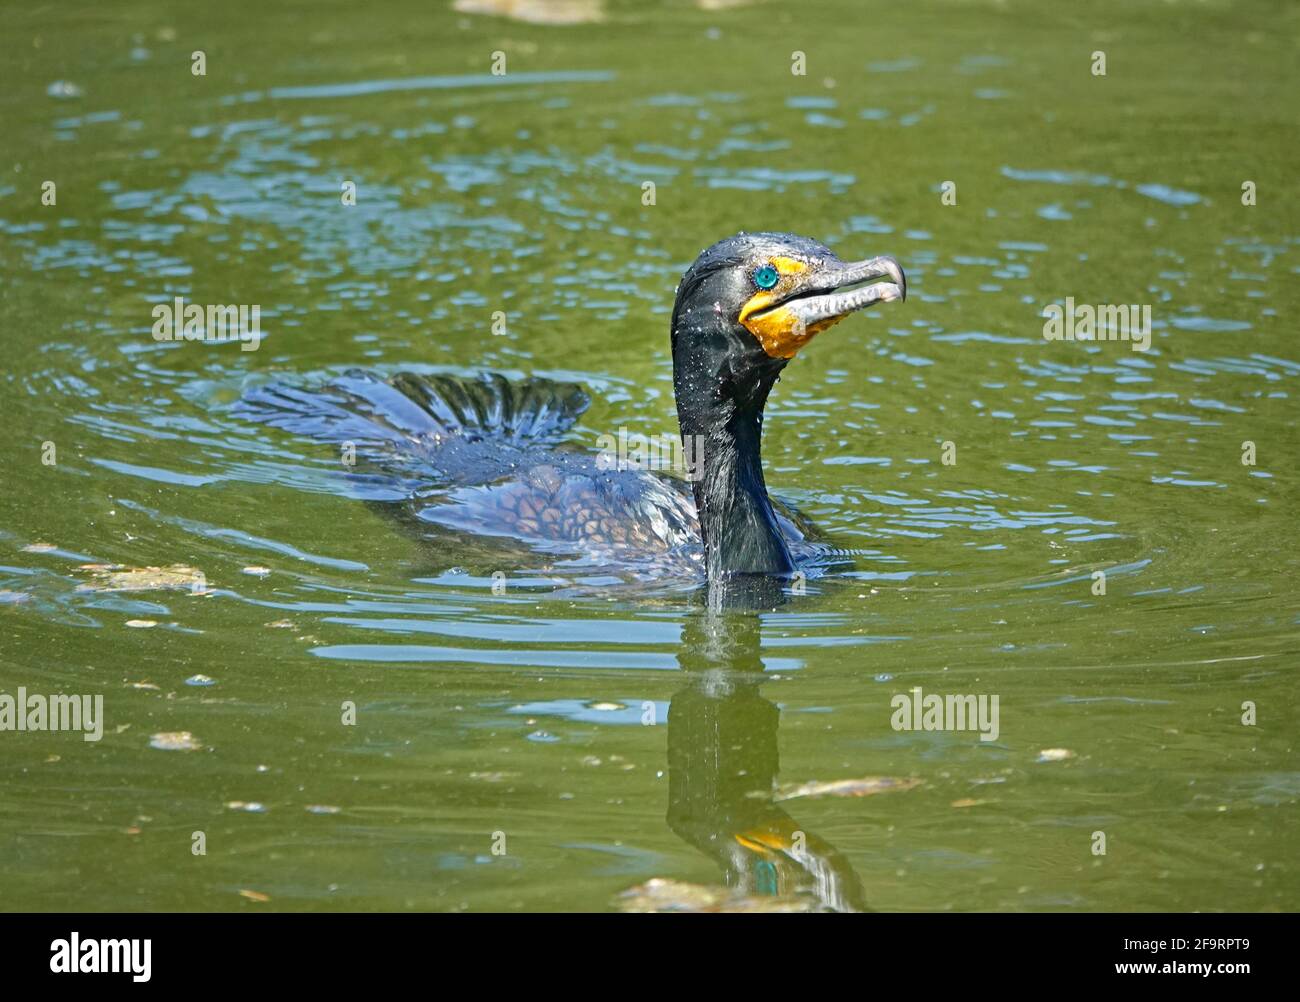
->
[[739, 303, 846, 359]]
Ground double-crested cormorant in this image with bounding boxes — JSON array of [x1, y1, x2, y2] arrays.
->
[[234, 232, 904, 584]]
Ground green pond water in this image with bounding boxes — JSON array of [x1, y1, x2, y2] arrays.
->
[[1, 0, 1297, 912]]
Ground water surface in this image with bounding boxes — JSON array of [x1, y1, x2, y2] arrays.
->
[[1, 0, 1297, 911]]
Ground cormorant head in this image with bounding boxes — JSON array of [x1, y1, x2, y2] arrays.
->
[[669, 232, 905, 587], [670, 232, 905, 419]]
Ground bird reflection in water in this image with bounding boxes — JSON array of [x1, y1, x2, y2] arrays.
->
[[662, 577, 869, 912]]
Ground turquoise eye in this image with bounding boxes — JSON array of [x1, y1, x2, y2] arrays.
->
[[753, 264, 780, 290]]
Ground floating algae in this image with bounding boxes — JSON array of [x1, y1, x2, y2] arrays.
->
[[773, 776, 922, 802], [617, 878, 814, 914], [149, 731, 202, 751], [77, 564, 209, 594], [452, 0, 604, 25]]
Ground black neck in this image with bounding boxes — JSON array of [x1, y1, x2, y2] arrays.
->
[[674, 345, 793, 581]]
